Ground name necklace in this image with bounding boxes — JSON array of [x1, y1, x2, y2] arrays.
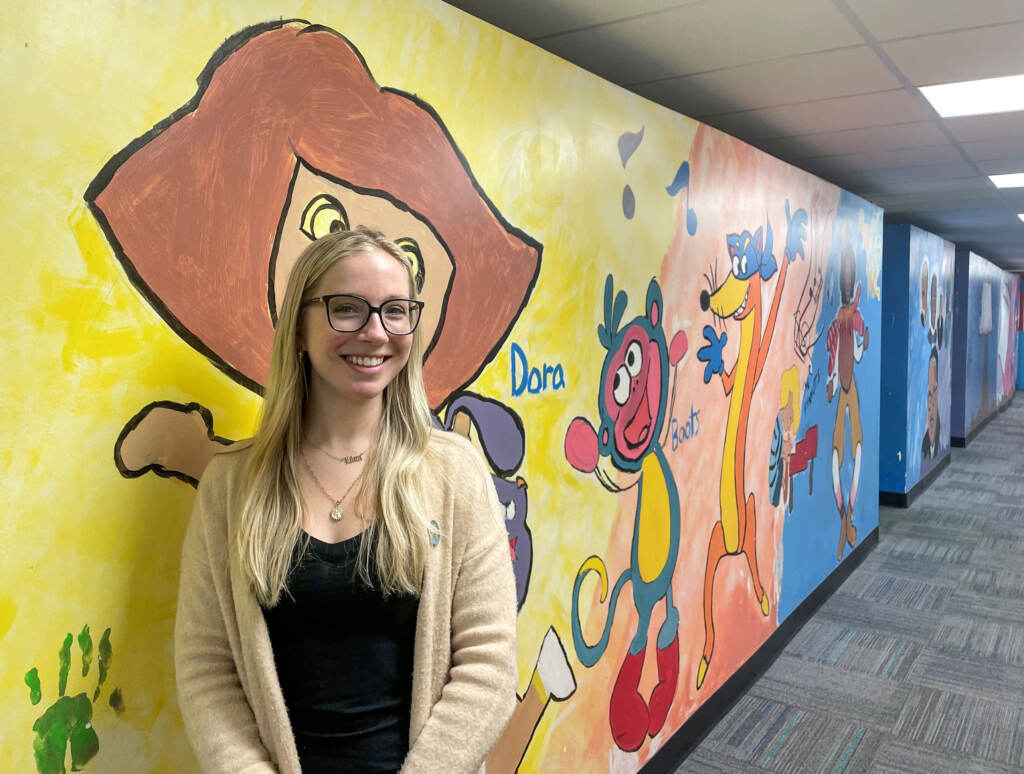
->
[[308, 440, 368, 465], [301, 451, 363, 522]]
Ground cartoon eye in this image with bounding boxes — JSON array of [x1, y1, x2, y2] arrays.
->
[[503, 501, 516, 522], [613, 366, 630, 405], [624, 341, 642, 377], [395, 237, 426, 293], [732, 255, 740, 276], [741, 256, 748, 275], [300, 194, 349, 240]]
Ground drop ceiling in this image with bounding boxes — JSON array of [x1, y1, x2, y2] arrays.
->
[[445, 0, 1024, 271]]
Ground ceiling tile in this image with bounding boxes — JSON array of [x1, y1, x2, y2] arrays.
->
[[838, 161, 979, 189], [536, 0, 862, 84], [444, 0, 696, 40], [978, 157, 1024, 175], [961, 137, 1024, 161], [632, 45, 899, 116], [872, 184, 1024, 210], [805, 143, 963, 174], [882, 22, 1024, 85], [846, 0, 1024, 41], [704, 90, 931, 141], [858, 176, 991, 197], [755, 122, 947, 158], [944, 232, 1024, 250], [946, 111, 1024, 142], [901, 203, 1024, 227]]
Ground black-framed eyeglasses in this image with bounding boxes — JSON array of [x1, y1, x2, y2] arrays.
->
[[302, 294, 424, 335]]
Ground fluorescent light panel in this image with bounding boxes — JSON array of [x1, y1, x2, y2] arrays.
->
[[1018, 213, 1024, 222], [991, 173, 1024, 188], [920, 73, 1024, 118]]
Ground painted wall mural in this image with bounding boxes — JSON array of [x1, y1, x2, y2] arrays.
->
[[998, 273, 1019, 405], [953, 251, 1018, 439], [879, 225, 953, 495], [1018, 279, 1024, 390], [910, 232, 954, 485], [1, 3, 882, 772]]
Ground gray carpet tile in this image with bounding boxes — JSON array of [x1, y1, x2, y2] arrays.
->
[[815, 591, 944, 642], [866, 551, 969, 586], [907, 651, 1024, 705], [673, 393, 1024, 773], [960, 567, 1024, 600], [891, 687, 1024, 768], [684, 695, 881, 774], [847, 575, 951, 612], [931, 615, 1024, 666], [749, 656, 912, 729], [867, 738, 1024, 774], [943, 590, 1024, 626]]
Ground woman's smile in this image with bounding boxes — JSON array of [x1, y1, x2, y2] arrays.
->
[[342, 354, 389, 369]]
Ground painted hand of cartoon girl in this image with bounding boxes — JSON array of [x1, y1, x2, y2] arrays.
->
[[784, 201, 808, 263], [114, 402, 230, 486], [696, 325, 727, 383]]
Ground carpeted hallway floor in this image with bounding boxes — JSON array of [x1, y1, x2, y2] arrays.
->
[[677, 394, 1024, 774]]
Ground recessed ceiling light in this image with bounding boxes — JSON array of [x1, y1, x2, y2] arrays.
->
[[991, 173, 1024, 188], [1019, 213, 1024, 222], [920, 73, 1024, 118]]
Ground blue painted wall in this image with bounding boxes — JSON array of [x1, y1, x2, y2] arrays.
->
[[778, 190, 882, 621], [1019, 279, 1024, 390], [879, 225, 952, 494], [952, 251, 1017, 439], [1018, 333, 1024, 389], [951, 252, 969, 437], [908, 228, 953, 486], [879, 225, 909, 493]]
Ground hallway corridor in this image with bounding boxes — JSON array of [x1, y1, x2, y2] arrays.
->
[[679, 394, 1024, 773]]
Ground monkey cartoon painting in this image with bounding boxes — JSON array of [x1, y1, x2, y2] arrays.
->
[[564, 275, 687, 751]]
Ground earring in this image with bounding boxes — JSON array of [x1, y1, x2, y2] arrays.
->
[[298, 349, 309, 393]]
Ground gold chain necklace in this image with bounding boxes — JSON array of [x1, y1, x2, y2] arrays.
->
[[300, 450, 363, 522], [308, 440, 368, 464]]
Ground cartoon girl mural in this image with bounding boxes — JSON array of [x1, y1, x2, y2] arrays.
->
[[87, 20, 538, 457], [85, 20, 571, 770]]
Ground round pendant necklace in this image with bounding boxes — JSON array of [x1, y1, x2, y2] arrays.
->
[[308, 440, 368, 464], [301, 450, 363, 521]]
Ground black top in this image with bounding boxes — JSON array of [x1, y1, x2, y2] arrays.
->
[[262, 532, 419, 773]]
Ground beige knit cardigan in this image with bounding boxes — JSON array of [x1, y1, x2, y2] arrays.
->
[[174, 431, 518, 773]]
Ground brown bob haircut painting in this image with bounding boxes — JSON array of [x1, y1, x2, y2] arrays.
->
[[86, 20, 541, 409]]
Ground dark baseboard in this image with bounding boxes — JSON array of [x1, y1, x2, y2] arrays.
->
[[878, 453, 951, 508], [952, 391, 1015, 448], [879, 489, 908, 506], [640, 527, 880, 774]]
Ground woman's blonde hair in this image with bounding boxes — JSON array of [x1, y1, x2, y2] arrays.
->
[[237, 226, 434, 607]]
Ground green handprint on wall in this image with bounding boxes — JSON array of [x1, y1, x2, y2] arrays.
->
[[24, 625, 123, 774]]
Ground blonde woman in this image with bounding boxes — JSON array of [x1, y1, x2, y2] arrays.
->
[[175, 227, 518, 773]]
